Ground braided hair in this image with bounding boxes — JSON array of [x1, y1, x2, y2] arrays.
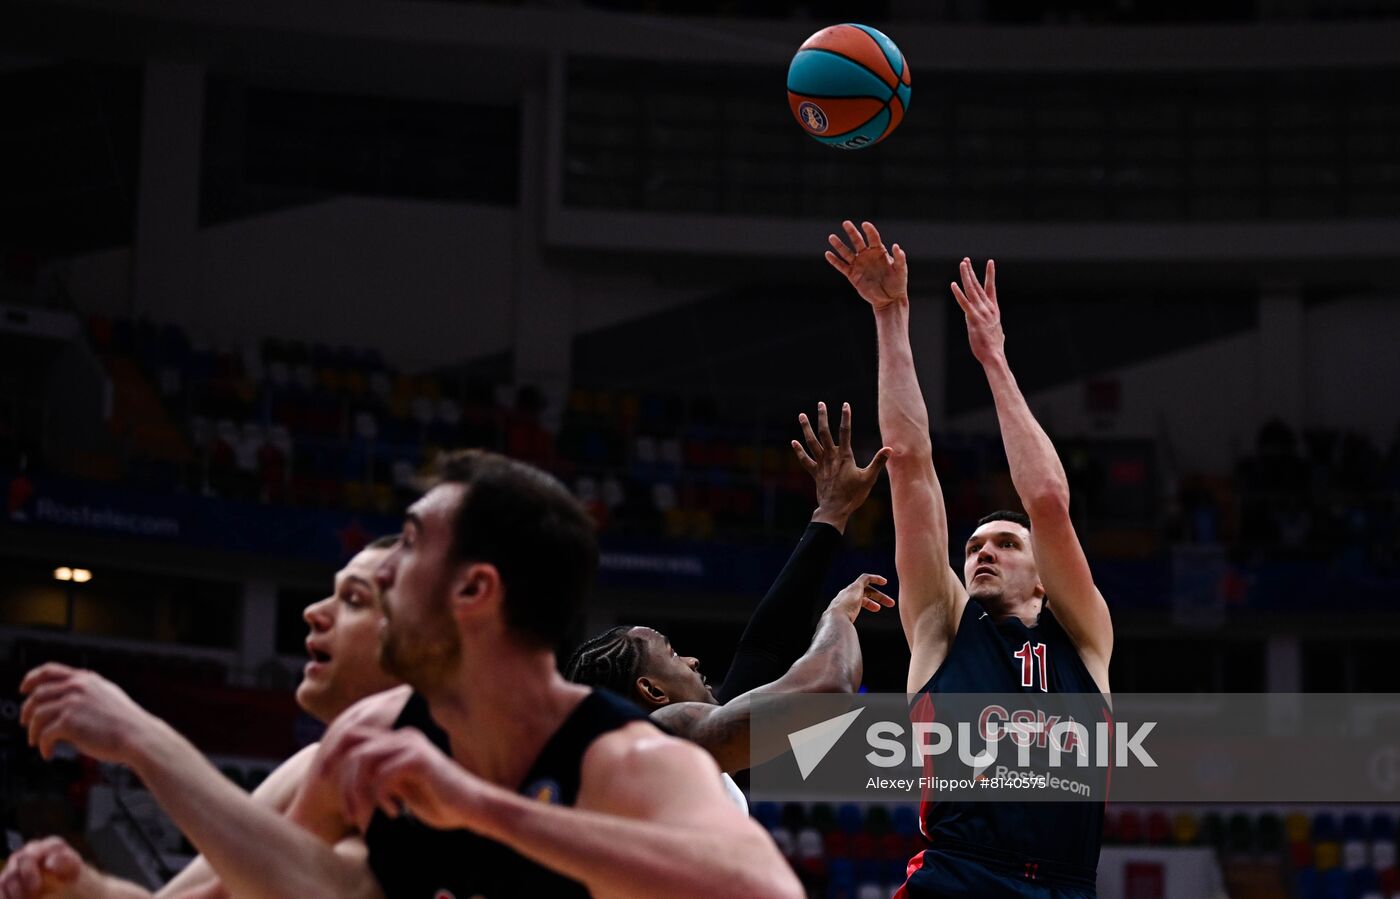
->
[[563, 625, 646, 699]]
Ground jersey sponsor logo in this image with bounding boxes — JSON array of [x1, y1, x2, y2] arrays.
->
[[525, 778, 561, 805], [976, 704, 1085, 755]]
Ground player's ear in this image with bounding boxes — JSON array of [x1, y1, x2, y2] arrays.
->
[[1032, 580, 1047, 602], [451, 562, 501, 614], [635, 676, 668, 708]]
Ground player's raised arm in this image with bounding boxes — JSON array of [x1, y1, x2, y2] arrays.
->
[[18, 664, 386, 899], [711, 401, 890, 703], [651, 572, 893, 773], [951, 258, 1113, 693], [827, 220, 967, 692]]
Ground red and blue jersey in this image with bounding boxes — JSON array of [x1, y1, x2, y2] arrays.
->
[[899, 599, 1109, 898]]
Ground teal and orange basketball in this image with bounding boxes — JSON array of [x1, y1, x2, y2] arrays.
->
[[787, 24, 911, 150]]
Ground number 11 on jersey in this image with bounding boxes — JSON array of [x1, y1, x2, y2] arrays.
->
[[1014, 641, 1048, 691]]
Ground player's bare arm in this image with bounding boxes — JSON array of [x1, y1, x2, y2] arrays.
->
[[827, 220, 968, 692], [18, 664, 390, 899], [952, 258, 1113, 694], [0, 835, 135, 899], [142, 742, 322, 899], [282, 686, 413, 846], [651, 572, 893, 772], [3, 697, 366, 899], [331, 721, 802, 899]]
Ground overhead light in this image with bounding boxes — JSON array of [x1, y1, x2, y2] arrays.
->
[[53, 567, 92, 583]]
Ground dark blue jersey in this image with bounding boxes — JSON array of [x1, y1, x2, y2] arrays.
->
[[899, 598, 1108, 898], [364, 688, 652, 898]]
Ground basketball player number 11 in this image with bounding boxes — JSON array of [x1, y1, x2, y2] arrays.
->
[[1014, 642, 1049, 692]]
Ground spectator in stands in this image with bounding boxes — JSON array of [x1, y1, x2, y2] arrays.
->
[[4, 536, 402, 899]]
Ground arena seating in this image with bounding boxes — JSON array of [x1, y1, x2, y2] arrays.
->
[[750, 803, 1400, 899], [79, 315, 875, 543], [14, 314, 1392, 563]]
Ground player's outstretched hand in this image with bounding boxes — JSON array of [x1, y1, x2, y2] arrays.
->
[[0, 835, 87, 899], [825, 220, 908, 311], [950, 257, 1005, 366], [828, 573, 896, 624], [325, 725, 482, 834], [791, 401, 892, 531], [19, 664, 157, 765]]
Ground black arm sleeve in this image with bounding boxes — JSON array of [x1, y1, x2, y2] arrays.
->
[[714, 521, 844, 704]]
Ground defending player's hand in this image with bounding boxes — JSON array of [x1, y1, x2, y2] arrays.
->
[[327, 725, 481, 833], [0, 836, 86, 899], [950, 257, 1005, 365], [791, 401, 892, 529], [828, 573, 895, 624], [825, 220, 908, 311], [18, 664, 158, 764]]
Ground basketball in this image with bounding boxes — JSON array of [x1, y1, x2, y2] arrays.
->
[[787, 23, 911, 150]]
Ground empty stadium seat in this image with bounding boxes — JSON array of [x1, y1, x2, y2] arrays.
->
[[1171, 811, 1199, 845], [1146, 810, 1171, 845], [890, 806, 919, 838], [1199, 812, 1226, 850], [865, 805, 891, 836], [1116, 809, 1144, 844], [1227, 811, 1256, 853], [1256, 812, 1284, 852], [751, 801, 781, 831], [836, 803, 864, 835]]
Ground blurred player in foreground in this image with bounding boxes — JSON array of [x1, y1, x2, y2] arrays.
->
[[827, 221, 1112, 898], [566, 401, 893, 777], [7, 537, 402, 899], [24, 450, 800, 899]]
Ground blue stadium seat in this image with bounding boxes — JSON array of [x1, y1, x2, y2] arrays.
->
[[1294, 866, 1319, 899], [752, 801, 781, 831], [837, 803, 864, 835], [891, 806, 919, 837]]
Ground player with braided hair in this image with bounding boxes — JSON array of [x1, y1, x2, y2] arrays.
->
[[565, 573, 892, 778], [565, 402, 894, 777], [564, 626, 644, 697]]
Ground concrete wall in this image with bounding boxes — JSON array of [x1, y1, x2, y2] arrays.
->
[[60, 198, 712, 372]]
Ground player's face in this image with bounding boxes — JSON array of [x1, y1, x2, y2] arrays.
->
[[963, 520, 1044, 612], [296, 546, 402, 723], [629, 627, 716, 706], [375, 484, 467, 691]]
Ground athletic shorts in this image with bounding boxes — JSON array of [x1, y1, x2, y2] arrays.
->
[[897, 846, 1097, 899]]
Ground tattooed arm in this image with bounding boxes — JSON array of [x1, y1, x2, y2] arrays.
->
[[651, 574, 893, 773]]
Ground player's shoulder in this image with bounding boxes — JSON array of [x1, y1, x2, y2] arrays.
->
[[331, 684, 414, 731], [648, 699, 713, 736], [583, 719, 714, 781], [250, 741, 321, 810], [579, 720, 732, 821]]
